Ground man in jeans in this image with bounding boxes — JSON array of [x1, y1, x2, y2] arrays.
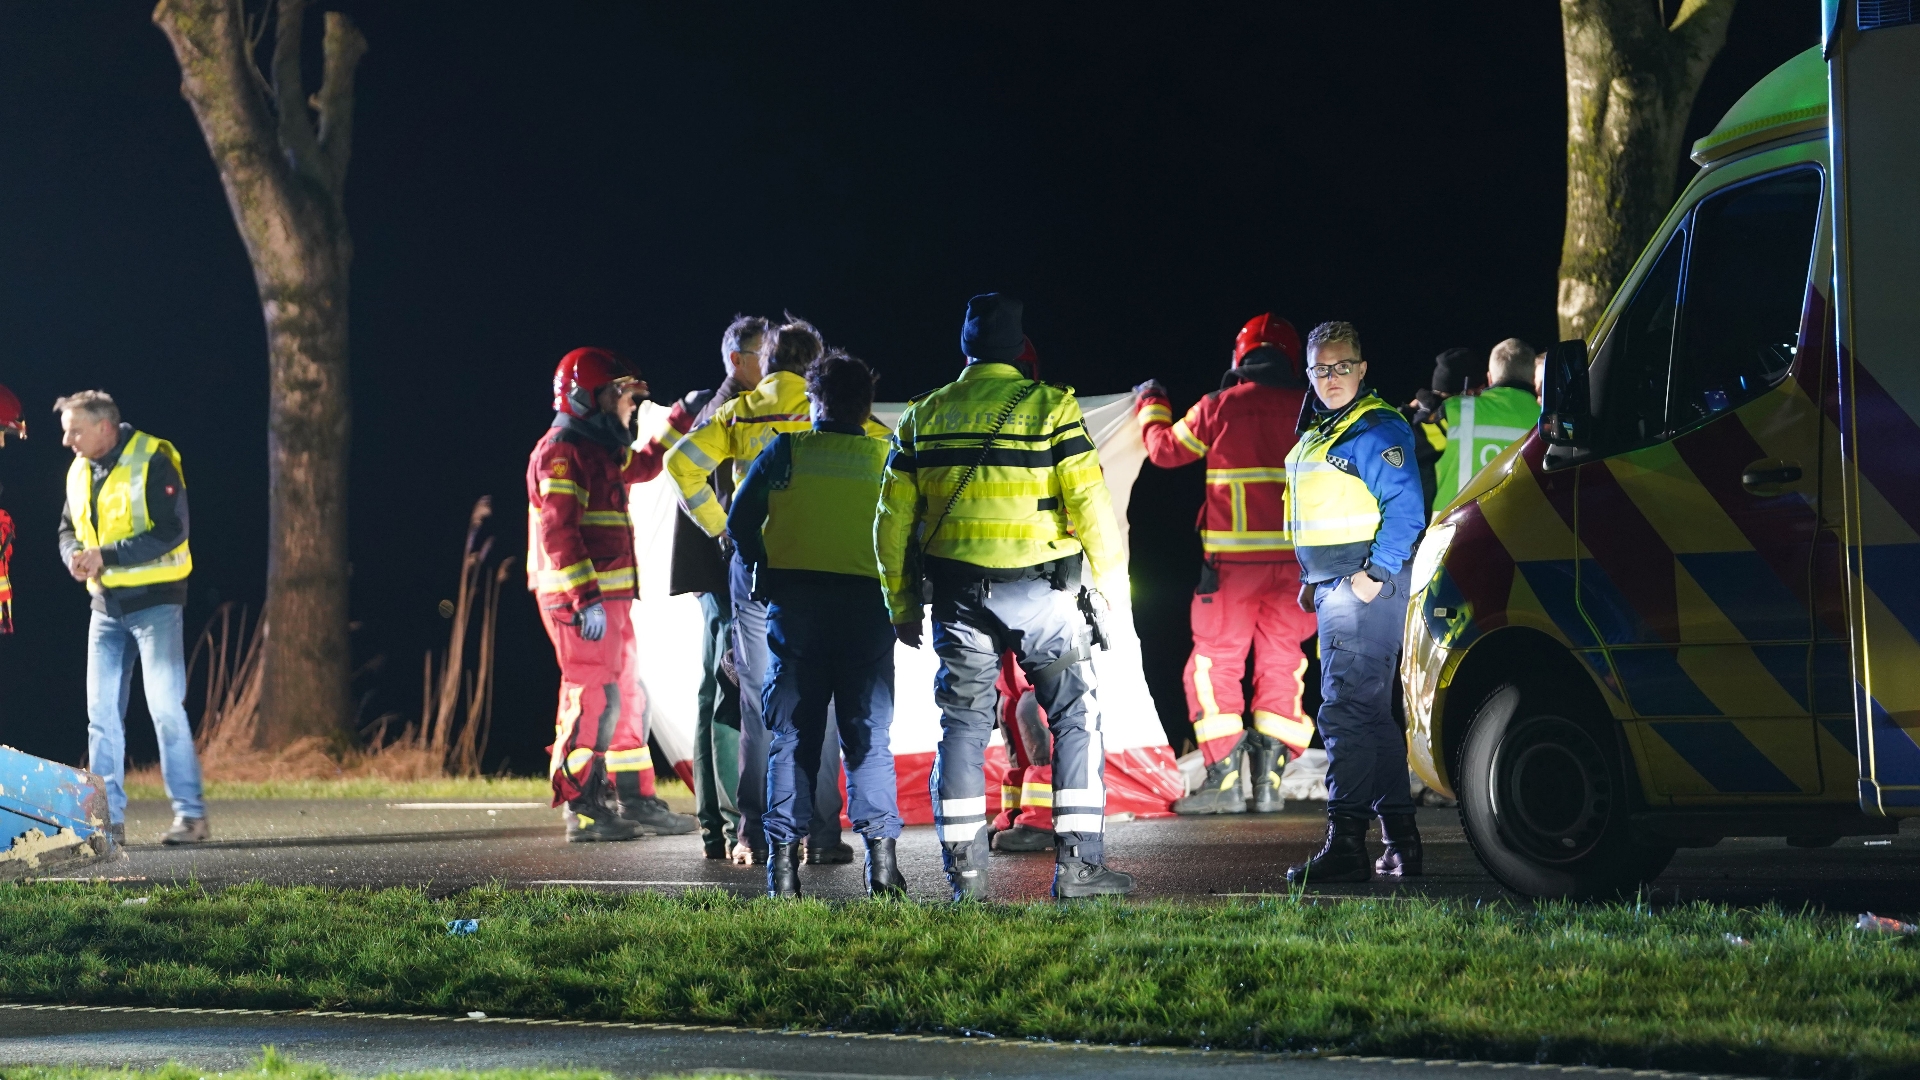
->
[[55, 391, 206, 846]]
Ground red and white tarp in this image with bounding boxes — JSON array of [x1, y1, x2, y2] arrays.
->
[[626, 392, 1183, 823]]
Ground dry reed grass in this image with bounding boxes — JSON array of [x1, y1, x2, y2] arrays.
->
[[127, 497, 515, 793]]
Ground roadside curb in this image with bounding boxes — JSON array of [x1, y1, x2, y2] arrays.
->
[[0, 1002, 1773, 1079]]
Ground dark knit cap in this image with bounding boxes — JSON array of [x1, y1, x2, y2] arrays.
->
[[961, 293, 1025, 363], [1432, 347, 1485, 394]]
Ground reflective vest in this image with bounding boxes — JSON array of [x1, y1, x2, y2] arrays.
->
[[64, 430, 192, 595], [1433, 386, 1539, 507], [1284, 396, 1397, 548], [762, 430, 889, 579], [666, 371, 888, 536], [875, 363, 1123, 622]]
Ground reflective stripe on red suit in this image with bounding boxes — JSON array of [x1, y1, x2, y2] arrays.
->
[[1137, 381, 1316, 764]]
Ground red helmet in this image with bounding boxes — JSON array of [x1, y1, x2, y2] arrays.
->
[[0, 384, 23, 441], [552, 347, 638, 418], [1232, 313, 1302, 374]]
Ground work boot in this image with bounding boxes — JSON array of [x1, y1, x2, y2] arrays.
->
[[864, 837, 908, 898], [1375, 813, 1424, 877], [1285, 814, 1373, 885], [942, 834, 990, 901], [1052, 841, 1135, 899], [564, 804, 641, 843], [108, 822, 126, 848], [991, 823, 1053, 852], [704, 840, 729, 860], [768, 841, 802, 898], [161, 816, 209, 845], [806, 839, 855, 864], [1172, 745, 1247, 815], [617, 794, 698, 836], [1247, 734, 1287, 814]]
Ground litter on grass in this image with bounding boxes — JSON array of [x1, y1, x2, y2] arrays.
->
[[467, 1011, 486, 1019], [1723, 933, 1751, 947], [446, 919, 479, 936], [1856, 912, 1918, 935], [121, 897, 149, 906]]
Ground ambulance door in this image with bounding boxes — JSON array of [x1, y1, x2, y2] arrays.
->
[[1575, 166, 1825, 798], [1827, 4, 1920, 813]]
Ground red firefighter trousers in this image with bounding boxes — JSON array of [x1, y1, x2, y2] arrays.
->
[[1185, 560, 1319, 767], [541, 599, 656, 807], [991, 652, 1053, 832]]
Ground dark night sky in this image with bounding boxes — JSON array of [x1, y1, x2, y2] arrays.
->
[[0, 3, 1817, 774]]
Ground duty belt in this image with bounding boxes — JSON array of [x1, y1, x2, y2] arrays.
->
[[925, 554, 1081, 591]]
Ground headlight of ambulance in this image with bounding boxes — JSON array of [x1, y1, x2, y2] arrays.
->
[[1410, 522, 1455, 595]]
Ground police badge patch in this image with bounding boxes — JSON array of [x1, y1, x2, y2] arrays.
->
[[1381, 446, 1405, 468]]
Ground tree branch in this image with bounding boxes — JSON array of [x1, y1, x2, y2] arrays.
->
[[271, 0, 324, 186], [313, 11, 367, 199]]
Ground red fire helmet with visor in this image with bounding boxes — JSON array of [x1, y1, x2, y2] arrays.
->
[[551, 347, 639, 418], [0, 383, 24, 443]]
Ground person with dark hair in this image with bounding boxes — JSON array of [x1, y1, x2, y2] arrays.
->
[[876, 292, 1133, 900], [726, 350, 904, 898], [1282, 322, 1426, 884], [668, 314, 888, 866], [1403, 347, 1477, 513], [1429, 339, 1541, 516]]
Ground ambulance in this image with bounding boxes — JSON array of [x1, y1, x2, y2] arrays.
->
[[1400, 5, 1920, 898]]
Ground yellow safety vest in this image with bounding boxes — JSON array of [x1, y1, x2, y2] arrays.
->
[[65, 430, 193, 594], [1284, 395, 1396, 548], [666, 370, 888, 537], [875, 363, 1123, 622], [763, 430, 890, 579]]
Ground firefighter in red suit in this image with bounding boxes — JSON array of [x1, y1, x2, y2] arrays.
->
[[528, 347, 698, 842], [1135, 314, 1319, 814], [0, 383, 21, 634]]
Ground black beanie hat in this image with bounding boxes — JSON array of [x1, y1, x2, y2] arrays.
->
[[961, 293, 1025, 363], [1432, 347, 1485, 394]]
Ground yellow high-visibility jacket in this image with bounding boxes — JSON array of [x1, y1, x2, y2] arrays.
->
[[64, 430, 193, 595], [665, 370, 887, 537], [875, 362, 1122, 624]]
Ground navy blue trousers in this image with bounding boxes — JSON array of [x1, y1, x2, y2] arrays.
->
[[762, 578, 901, 843], [1311, 566, 1415, 819]]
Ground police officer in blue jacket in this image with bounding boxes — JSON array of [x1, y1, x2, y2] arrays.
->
[[1282, 322, 1427, 884]]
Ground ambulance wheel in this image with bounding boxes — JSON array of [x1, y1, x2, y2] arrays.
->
[[1458, 682, 1674, 900]]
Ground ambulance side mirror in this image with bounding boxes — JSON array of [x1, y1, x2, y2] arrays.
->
[[1539, 338, 1591, 447]]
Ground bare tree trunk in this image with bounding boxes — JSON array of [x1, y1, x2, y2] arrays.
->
[[152, 0, 366, 749], [1559, 0, 1735, 340]]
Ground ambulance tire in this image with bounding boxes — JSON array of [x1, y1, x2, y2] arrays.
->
[[1457, 682, 1675, 900]]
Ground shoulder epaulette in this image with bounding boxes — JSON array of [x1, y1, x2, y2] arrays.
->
[[1044, 380, 1076, 395]]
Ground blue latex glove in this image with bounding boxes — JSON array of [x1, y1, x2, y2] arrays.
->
[[577, 602, 607, 641], [1134, 379, 1169, 400]]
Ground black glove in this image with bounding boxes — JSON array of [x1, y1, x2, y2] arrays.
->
[[1298, 583, 1316, 614]]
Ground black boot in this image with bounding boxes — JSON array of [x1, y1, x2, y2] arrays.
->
[[565, 803, 642, 843], [1285, 814, 1373, 885], [1172, 743, 1247, 815], [991, 823, 1054, 852], [768, 841, 802, 898], [1247, 733, 1287, 814], [864, 837, 908, 898], [614, 772, 699, 835], [1052, 840, 1135, 899], [1375, 813, 1424, 877], [942, 834, 990, 901]]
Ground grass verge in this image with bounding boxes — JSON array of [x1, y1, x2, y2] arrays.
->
[[1, 1047, 744, 1080], [0, 884, 1914, 1078]]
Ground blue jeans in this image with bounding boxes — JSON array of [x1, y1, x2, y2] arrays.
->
[[87, 604, 204, 824]]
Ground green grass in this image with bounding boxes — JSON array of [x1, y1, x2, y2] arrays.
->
[[120, 776, 557, 802], [0, 1047, 748, 1080], [0, 885, 1915, 1077]]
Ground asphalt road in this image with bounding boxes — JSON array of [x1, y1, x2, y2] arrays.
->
[[90, 798, 1920, 911], [0, 1004, 1771, 1080]]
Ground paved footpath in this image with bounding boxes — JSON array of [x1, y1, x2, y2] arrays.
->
[[95, 798, 1920, 910], [0, 1004, 1776, 1080]]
